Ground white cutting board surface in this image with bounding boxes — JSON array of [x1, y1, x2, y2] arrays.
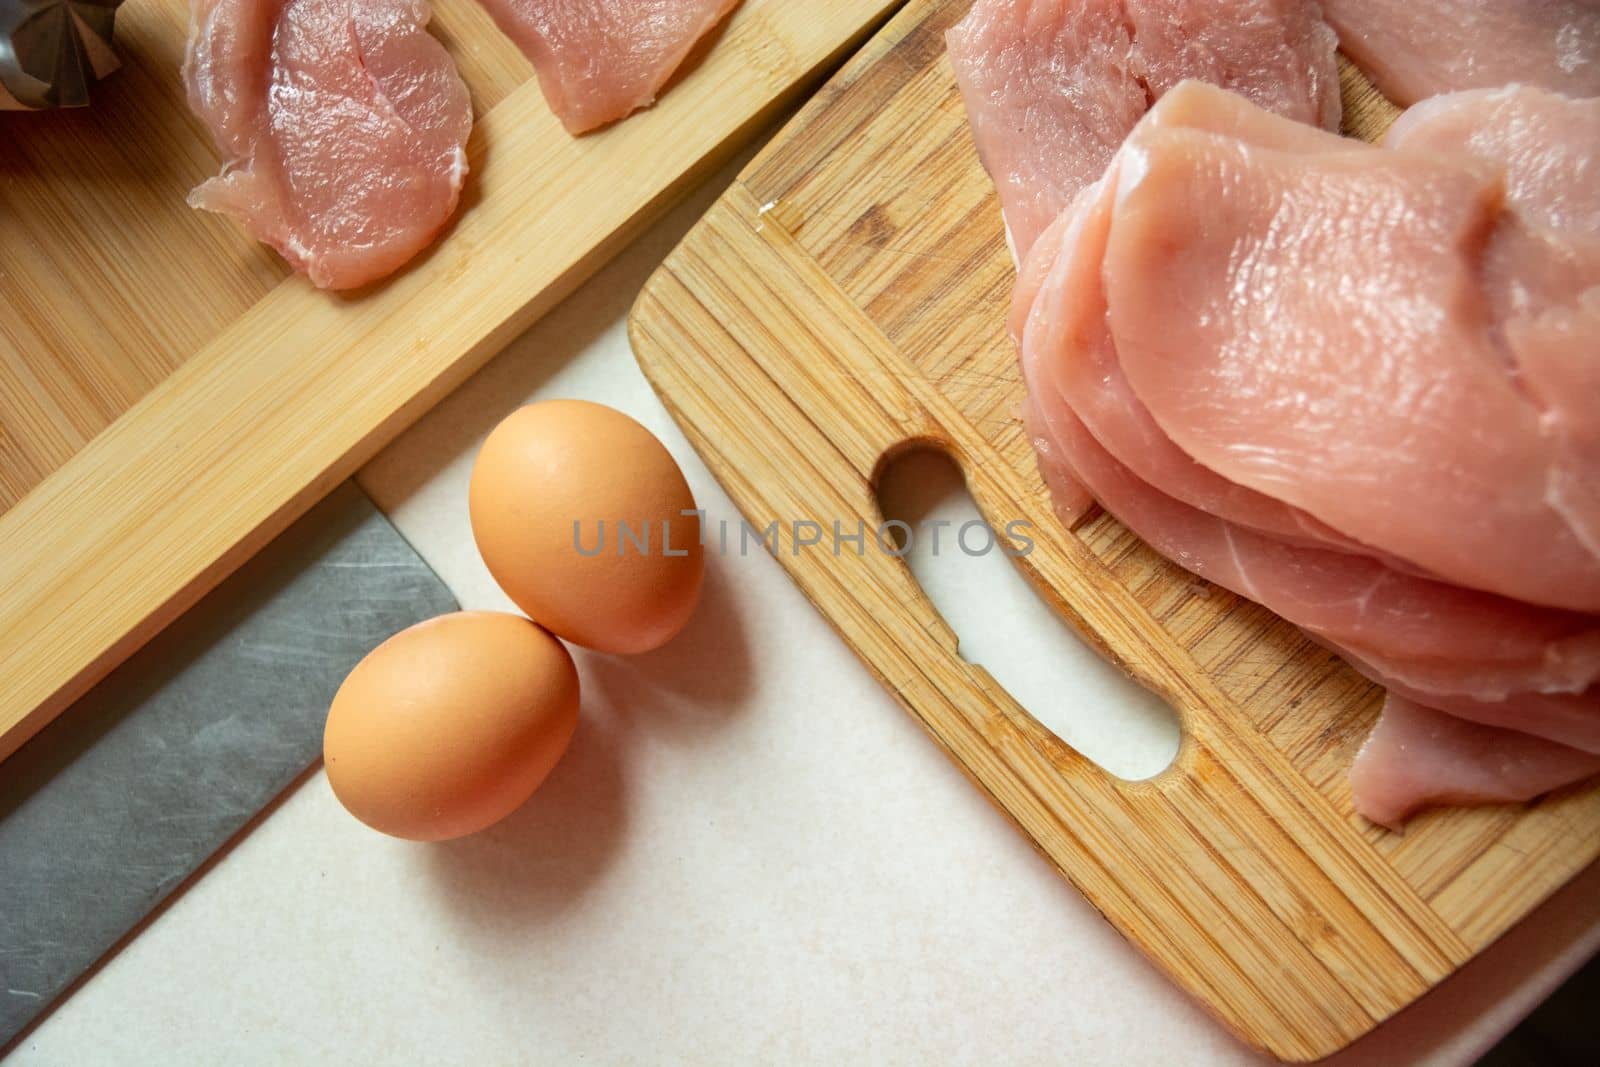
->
[[8, 141, 1598, 1067]]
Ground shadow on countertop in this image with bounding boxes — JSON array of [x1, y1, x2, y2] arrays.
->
[[581, 559, 754, 736], [424, 555, 752, 926]]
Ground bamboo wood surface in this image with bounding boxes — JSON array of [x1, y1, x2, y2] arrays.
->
[[628, 1, 1600, 1059], [0, 0, 904, 763]]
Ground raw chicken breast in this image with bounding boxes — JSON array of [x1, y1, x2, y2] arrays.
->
[[1031, 185, 1375, 552], [1349, 696, 1600, 828], [1013, 84, 1600, 813], [1386, 87, 1600, 240], [1341, 647, 1600, 755], [1024, 371, 1600, 705], [1122, 0, 1340, 127], [1020, 106, 1393, 556], [1022, 397, 1097, 528], [1388, 87, 1600, 566], [947, 0, 1149, 262], [1030, 360, 1600, 754], [1013, 200, 1102, 525], [1321, 0, 1600, 106], [1006, 77, 1344, 340], [952, 1, 1600, 818], [946, 0, 1339, 262], [1101, 115, 1600, 612], [1005, 84, 1353, 537], [1514, 296, 1600, 563], [478, 0, 740, 133], [185, 0, 472, 290]]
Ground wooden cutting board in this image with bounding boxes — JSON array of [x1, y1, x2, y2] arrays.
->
[[0, 0, 903, 762], [629, 1, 1600, 1060]]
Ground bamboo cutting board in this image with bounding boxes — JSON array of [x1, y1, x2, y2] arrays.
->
[[629, 1, 1600, 1060], [0, 0, 904, 762]]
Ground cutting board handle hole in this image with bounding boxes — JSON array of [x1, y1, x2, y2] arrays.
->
[[875, 447, 1179, 781]]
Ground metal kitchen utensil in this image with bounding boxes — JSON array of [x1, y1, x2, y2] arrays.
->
[[0, 482, 457, 1046], [1, 0, 122, 110]]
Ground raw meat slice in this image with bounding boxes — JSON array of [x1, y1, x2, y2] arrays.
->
[[1385, 87, 1600, 241], [948, 0, 1145, 263], [184, 0, 472, 290], [1418, 690, 1600, 755], [1014, 84, 1600, 811], [1338, 645, 1600, 754], [1349, 696, 1600, 829], [1512, 297, 1600, 560], [1013, 103, 1600, 705], [1029, 346, 1600, 752], [1101, 119, 1600, 612], [1320, 0, 1600, 107], [1387, 88, 1600, 560], [1006, 74, 1341, 339], [1023, 370, 1600, 701], [1018, 87, 1445, 560], [946, 0, 1340, 262], [478, 0, 739, 133], [1121, 0, 1340, 128], [1022, 396, 1096, 527], [1026, 156, 1390, 555], [1014, 196, 1100, 525]]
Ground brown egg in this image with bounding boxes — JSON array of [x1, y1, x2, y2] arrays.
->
[[469, 400, 704, 654], [323, 612, 579, 841]]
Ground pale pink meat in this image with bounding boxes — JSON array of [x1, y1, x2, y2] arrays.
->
[[952, 0, 1340, 526], [946, 0, 1340, 263], [477, 0, 740, 133], [1021, 397, 1095, 529], [1029, 365, 1600, 755], [1320, 0, 1600, 106], [184, 0, 472, 290], [1386, 87, 1600, 240], [1024, 367, 1600, 704], [956, 10, 1600, 818], [1024, 139, 1392, 555], [1122, 0, 1340, 127], [948, 0, 1145, 263], [1017, 87, 1467, 563], [1339, 646, 1600, 754], [1014, 85, 1600, 812], [1012, 196, 1100, 525], [1349, 696, 1600, 829], [1018, 195, 1600, 742], [1388, 88, 1600, 562], [1004, 79, 1334, 338], [1090, 86, 1600, 585], [1100, 112, 1600, 612], [1514, 298, 1600, 562]]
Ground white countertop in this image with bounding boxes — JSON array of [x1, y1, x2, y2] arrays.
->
[[10, 144, 1598, 1066]]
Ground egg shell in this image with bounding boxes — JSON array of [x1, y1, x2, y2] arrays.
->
[[469, 400, 705, 654], [323, 611, 579, 842]]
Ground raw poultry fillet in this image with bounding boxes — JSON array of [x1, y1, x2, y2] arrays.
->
[[1384, 87, 1600, 578], [184, 0, 472, 290], [946, 0, 1341, 264], [1349, 697, 1600, 829], [1320, 0, 1600, 106], [987, 71, 1600, 822], [948, 0, 1340, 523], [1100, 97, 1600, 614], [478, 0, 741, 133]]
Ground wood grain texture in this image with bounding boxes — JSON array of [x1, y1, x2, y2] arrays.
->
[[628, 2, 1600, 1059], [0, 0, 904, 762]]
